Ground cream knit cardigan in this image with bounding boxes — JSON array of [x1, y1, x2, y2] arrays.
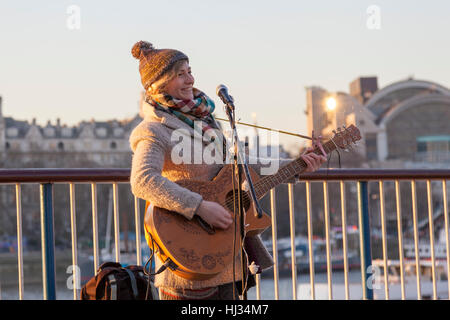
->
[[129, 101, 281, 290]]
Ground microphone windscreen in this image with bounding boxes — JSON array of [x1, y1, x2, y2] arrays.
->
[[216, 84, 227, 96]]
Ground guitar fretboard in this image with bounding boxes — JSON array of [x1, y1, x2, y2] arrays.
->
[[253, 139, 336, 198]]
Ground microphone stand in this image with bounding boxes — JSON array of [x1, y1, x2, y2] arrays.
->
[[223, 104, 263, 300]]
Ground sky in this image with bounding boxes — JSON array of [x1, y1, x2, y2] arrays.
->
[[1, 0, 449, 152]]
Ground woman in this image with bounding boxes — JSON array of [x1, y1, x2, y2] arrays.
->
[[129, 40, 326, 300]]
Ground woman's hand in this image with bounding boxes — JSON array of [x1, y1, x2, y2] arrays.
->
[[195, 200, 233, 229], [301, 147, 327, 172]]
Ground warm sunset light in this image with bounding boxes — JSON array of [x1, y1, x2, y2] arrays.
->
[[1, 1, 449, 303], [326, 97, 337, 111]]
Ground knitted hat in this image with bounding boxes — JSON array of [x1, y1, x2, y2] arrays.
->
[[131, 41, 189, 90]]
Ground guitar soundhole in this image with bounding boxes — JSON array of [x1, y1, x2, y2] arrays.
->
[[224, 190, 251, 212]]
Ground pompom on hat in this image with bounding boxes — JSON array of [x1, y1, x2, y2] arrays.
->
[[131, 41, 189, 90]]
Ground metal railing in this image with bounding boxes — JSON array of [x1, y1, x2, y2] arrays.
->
[[0, 169, 132, 300], [0, 168, 449, 300]]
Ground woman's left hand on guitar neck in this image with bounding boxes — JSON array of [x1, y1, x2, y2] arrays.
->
[[301, 147, 327, 172]]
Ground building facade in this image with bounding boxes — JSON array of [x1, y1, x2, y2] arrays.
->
[[0, 95, 144, 168], [306, 76, 450, 168]]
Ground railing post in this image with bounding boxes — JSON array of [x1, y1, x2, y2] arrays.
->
[[322, 181, 333, 300], [357, 181, 373, 300], [15, 184, 24, 300], [288, 183, 297, 300], [40, 183, 56, 300], [270, 189, 279, 300]]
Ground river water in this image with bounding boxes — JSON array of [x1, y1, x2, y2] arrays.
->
[[4, 268, 448, 300], [1, 270, 364, 300]]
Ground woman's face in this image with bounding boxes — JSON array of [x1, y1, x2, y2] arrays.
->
[[164, 60, 195, 100]]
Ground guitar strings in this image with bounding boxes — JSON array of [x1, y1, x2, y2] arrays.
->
[[219, 126, 336, 210], [221, 191, 251, 211], [220, 138, 339, 213]]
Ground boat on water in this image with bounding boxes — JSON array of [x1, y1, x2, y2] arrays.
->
[[370, 258, 449, 300], [369, 231, 450, 300], [296, 258, 449, 300], [296, 237, 450, 300], [263, 229, 361, 277]]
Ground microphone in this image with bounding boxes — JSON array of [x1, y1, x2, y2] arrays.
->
[[216, 84, 235, 111]]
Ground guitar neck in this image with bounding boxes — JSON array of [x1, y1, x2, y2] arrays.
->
[[253, 139, 336, 198]]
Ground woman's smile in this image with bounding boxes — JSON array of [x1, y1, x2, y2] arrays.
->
[[164, 61, 195, 100]]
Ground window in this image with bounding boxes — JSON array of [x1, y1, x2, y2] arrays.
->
[[6, 128, 18, 137], [365, 133, 378, 160], [44, 127, 55, 137], [96, 127, 107, 137], [113, 128, 124, 137], [58, 142, 64, 150], [61, 127, 72, 138], [417, 136, 450, 152], [110, 141, 117, 149], [417, 141, 427, 153], [416, 136, 450, 162]]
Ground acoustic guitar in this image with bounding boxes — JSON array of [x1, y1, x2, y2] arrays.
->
[[144, 125, 361, 280]]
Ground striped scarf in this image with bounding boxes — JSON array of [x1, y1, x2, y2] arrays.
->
[[146, 88, 225, 159]]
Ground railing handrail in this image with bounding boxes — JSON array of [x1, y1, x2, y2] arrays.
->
[[2, 168, 449, 300], [297, 169, 450, 181], [0, 168, 449, 183], [0, 168, 131, 183]]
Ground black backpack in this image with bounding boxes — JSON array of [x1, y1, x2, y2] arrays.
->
[[80, 262, 158, 300]]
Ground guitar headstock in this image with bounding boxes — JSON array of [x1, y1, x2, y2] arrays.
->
[[331, 124, 362, 151]]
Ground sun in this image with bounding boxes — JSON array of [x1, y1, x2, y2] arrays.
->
[[326, 97, 337, 111]]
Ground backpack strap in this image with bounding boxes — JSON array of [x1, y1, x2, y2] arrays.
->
[[107, 274, 117, 300], [123, 268, 139, 299], [90, 268, 116, 299]]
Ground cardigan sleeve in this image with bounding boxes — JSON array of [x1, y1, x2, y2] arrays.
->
[[129, 126, 203, 220]]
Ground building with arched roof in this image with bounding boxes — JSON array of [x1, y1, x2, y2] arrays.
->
[[306, 76, 450, 167]]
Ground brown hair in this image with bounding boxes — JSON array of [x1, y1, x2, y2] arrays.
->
[[147, 59, 189, 95]]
